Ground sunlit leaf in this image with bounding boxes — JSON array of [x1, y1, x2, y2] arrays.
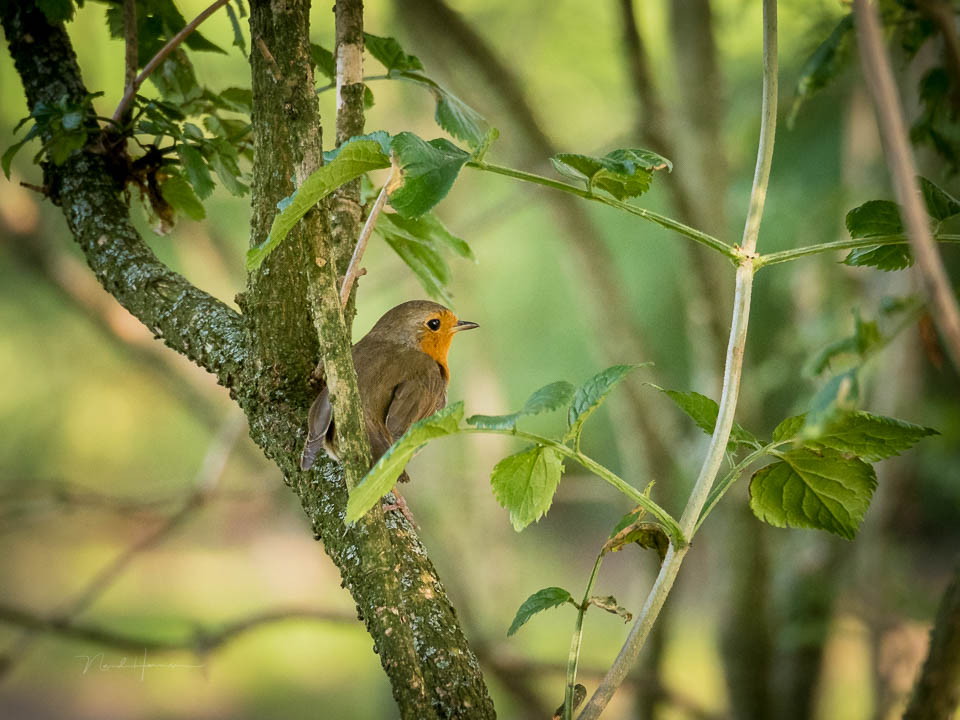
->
[[565, 364, 648, 443], [388, 133, 469, 218], [658, 388, 759, 449], [507, 587, 576, 636], [551, 148, 671, 200], [364, 33, 424, 73], [467, 381, 575, 431], [491, 445, 564, 531]]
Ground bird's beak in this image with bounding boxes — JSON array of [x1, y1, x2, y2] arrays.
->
[[453, 320, 479, 332]]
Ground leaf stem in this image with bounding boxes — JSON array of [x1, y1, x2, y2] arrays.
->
[[111, 0, 232, 123], [564, 553, 604, 720], [694, 443, 783, 533], [464, 160, 739, 261], [577, 1, 777, 716], [755, 234, 960, 269], [458, 428, 684, 545]]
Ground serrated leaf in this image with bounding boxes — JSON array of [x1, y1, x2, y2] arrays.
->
[[566, 364, 647, 442], [507, 587, 576, 636], [749, 448, 878, 539], [388, 133, 469, 218], [789, 15, 853, 125], [843, 245, 913, 271], [364, 32, 423, 73], [393, 71, 490, 149], [659, 388, 759, 449], [466, 381, 575, 431], [380, 226, 453, 305], [918, 176, 960, 222], [248, 137, 390, 270], [491, 445, 564, 531], [177, 144, 215, 200], [310, 43, 336, 82], [159, 175, 205, 221], [800, 411, 936, 461], [37, 0, 75, 23], [773, 414, 806, 442], [846, 200, 903, 238], [346, 402, 464, 524], [551, 148, 671, 200], [587, 595, 633, 622]]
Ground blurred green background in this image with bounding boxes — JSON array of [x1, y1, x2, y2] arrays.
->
[[1, 1, 959, 718]]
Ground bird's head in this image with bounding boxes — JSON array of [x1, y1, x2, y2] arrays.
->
[[368, 300, 478, 372]]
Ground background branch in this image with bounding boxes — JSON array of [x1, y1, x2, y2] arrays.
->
[[854, 0, 960, 372]]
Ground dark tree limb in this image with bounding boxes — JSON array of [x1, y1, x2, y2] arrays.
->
[[0, 4, 246, 390], [903, 562, 960, 720]]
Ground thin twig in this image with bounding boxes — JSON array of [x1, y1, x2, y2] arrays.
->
[[578, 0, 778, 716], [756, 234, 960, 268], [0, 416, 244, 682], [0, 603, 356, 654], [121, 0, 138, 109], [853, 0, 960, 373], [338, 161, 401, 307], [255, 36, 281, 84], [111, 0, 232, 122]]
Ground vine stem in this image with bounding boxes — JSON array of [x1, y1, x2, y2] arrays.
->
[[459, 428, 683, 544], [464, 161, 739, 261], [565, 554, 605, 720], [853, 0, 960, 372], [111, 0, 232, 122], [755, 234, 960, 269], [577, 0, 778, 716]]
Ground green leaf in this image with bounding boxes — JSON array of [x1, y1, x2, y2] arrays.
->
[[219, 87, 253, 113], [807, 311, 882, 374], [789, 15, 853, 126], [209, 145, 248, 197], [793, 411, 937, 461], [843, 244, 913, 271], [566, 364, 647, 443], [658, 388, 759, 449], [225, 2, 247, 57], [159, 175, 205, 221], [772, 414, 806, 443], [310, 43, 336, 82], [46, 130, 87, 165], [37, 0, 75, 23], [918, 176, 960, 222], [177, 144, 215, 200], [364, 33, 424, 73], [346, 402, 464, 524], [804, 369, 860, 435], [380, 223, 454, 305], [247, 137, 390, 270], [491, 445, 564, 531], [749, 448, 878, 539], [378, 211, 475, 260], [392, 72, 490, 149], [467, 381, 575, 431], [551, 148, 671, 200], [507, 587, 576, 636], [845, 200, 903, 238], [388, 133, 469, 218]]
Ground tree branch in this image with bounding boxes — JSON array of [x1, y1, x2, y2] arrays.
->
[[0, 2, 246, 389], [579, 0, 778, 715], [112, 0, 232, 122], [854, 0, 960, 373]]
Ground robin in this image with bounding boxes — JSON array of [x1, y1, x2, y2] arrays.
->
[[300, 300, 478, 499]]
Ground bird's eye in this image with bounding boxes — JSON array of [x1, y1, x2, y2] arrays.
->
[[427, 318, 441, 331]]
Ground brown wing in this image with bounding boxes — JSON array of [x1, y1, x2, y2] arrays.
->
[[384, 374, 447, 443], [300, 385, 332, 470]]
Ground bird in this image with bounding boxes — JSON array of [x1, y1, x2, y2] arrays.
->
[[300, 300, 478, 505]]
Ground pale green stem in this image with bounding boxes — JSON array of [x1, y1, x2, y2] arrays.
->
[[459, 428, 684, 545], [564, 553, 605, 720], [578, 1, 778, 716], [756, 234, 960, 269], [464, 161, 738, 261]]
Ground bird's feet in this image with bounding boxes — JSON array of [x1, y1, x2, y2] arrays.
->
[[382, 487, 417, 528]]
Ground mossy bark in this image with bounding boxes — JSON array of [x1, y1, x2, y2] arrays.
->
[[1, 2, 495, 717]]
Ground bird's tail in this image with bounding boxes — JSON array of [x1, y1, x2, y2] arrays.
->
[[300, 386, 333, 471]]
